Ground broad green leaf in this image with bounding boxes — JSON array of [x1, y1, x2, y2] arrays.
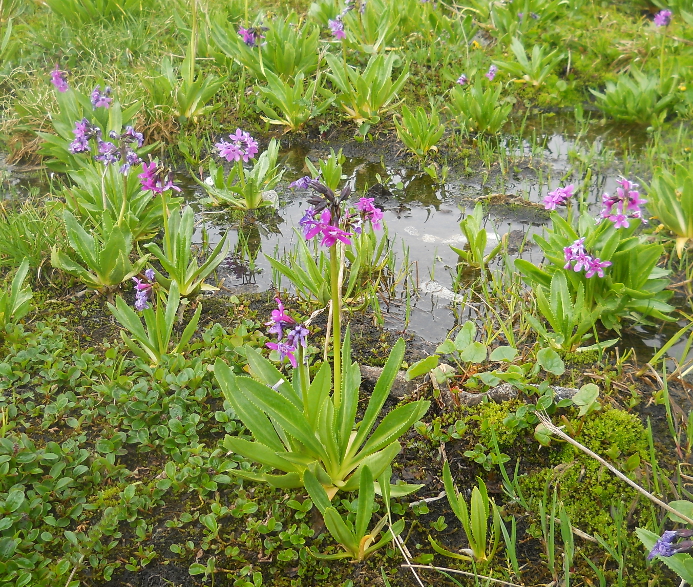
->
[[489, 346, 518, 362], [406, 355, 439, 380], [537, 348, 565, 375], [349, 338, 405, 457], [355, 466, 374, 539], [460, 341, 487, 363], [236, 376, 329, 462]]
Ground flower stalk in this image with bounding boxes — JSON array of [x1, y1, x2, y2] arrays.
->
[[330, 242, 342, 407]]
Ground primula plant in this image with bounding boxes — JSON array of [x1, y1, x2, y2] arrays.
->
[[644, 160, 693, 256], [211, 13, 320, 80], [323, 53, 409, 129], [493, 37, 565, 87], [107, 279, 202, 366], [448, 80, 512, 135], [517, 180, 674, 331], [0, 259, 32, 339], [590, 68, 678, 126], [214, 150, 429, 503], [199, 130, 283, 209], [255, 70, 334, 132], [144, 206, 230, 297], [39, 76, 143, 173], [393, 104, 445, 161], [51, 210, 149, 295]]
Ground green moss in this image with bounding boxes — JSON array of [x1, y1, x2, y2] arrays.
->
[[468, 399, 523, 449], [577, 406, 647, 457]]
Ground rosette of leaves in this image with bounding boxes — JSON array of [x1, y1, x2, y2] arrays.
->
[[51, 210, 148, 293]]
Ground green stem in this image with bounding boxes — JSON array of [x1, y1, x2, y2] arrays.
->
[[161, 191, 170, 256], [297, 344, 310, 414], [330, 243, 342, 408], [118, 172, 128, 227], [189, 0, 198, 83], [659, 32, 666, 93]]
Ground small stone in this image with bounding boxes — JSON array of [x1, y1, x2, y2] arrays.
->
[[360, 366, 417, 399]]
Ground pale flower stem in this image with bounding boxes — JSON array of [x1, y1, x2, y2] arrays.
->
[[330, 243, 342, 407], [537, 412, 693, 526]]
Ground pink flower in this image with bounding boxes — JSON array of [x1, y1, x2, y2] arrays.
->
[[51, 65, 68, 92], [265, 297, 296, 340], [215, 129, 258, 163], [585, 258, 612, 279], [138, 161, 181, 194], [328, 18, 346, 40], [304, 209, 352, 247], [543, 184, 575, 210], [654, 9, 672, 26], [356, 197, 384, 230]]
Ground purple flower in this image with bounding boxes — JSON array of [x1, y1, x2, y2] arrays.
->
[[68, 118, 100, 154], [647, 530, 693, 559], [356, 197, 384, 230], [654, 9, 672, 27], [120, 150, 142, 175], [238, 27, 264, 47], [543, 184, 575, 210], [266, 341, 297, 368], [299, 207, 319, 237], [304, 209, 352, 247], [138, 161, 181, 194], [486, 65, 498, 81], [51, 65, 68, 92], [132, 274, 154, 311], [95, 140, 119, 165], [215, 129, 258, 163], [328, 17, 346, 40], [289, 176, 313, 190], [91, 85, 112, 109], [286, 324, 309, 349], [121, 126, 144, 148], [265, 297, 296, 340], [530, 12, 539, 19], [563, 238, 589, 271], [456, 74, 468, 85]]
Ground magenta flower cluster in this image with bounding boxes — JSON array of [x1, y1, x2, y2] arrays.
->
[[215, 129, 259, 163], [654, 9, 672, 26], [300, 209, 353, 247], [139, 161, 181, 194], [265, 298, 309, 368], [543, 184, 575, 210], [132, 269, 156, 311], [90, 85, 112, 109], [456, 74, 468, 85], [564, 238, 612, 278], [51, 65, 68, 92], [356, 197, 383, 230], [486, 65, 498, 81], [599, 178, 647, 229]]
